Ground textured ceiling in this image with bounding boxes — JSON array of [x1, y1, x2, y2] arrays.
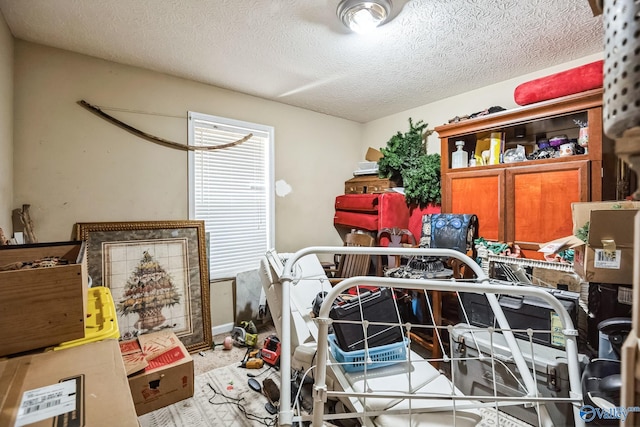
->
[[0, 0, 603, 123]]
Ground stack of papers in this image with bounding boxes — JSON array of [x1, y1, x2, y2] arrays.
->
[[353, 161, 378, 176]]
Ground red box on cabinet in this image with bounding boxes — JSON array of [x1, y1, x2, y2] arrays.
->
[[334, 192, 410, 246]]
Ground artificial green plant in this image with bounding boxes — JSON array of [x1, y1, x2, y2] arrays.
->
[[377, 118, 441, 207]]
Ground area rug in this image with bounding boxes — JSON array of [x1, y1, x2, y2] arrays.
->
[[477, 407, 533, 427], [138, 364, 533, 427], [138, 364, 280, 427]]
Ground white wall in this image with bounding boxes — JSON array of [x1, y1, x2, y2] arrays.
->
[[0, 11, 12, 237], [13, 41, 361, 327], [13, 41, 360, 248], [362, 52, 604, 156], [9, 40, 607, 329]]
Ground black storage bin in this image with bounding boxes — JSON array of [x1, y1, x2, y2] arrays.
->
[[459, 288, 580, 349], [329, 287, 404, 352], [587, 283, 632, 352]]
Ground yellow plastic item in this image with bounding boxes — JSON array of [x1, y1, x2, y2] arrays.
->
[[52, 286, 120, 350]]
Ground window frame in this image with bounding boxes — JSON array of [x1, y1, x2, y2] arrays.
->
[[187, 111, 275, 280]]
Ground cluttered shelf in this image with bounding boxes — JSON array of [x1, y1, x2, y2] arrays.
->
[[435, 88, 609, 197], [434, 89, 620, 259]]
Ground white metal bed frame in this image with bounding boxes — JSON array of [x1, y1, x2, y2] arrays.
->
[[276, 246, 585, 427]]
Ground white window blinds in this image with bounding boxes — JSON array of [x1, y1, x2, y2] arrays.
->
[[188, 112, 274, 280]]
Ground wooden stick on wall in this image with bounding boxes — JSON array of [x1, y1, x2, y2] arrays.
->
[[78, 100, 252, 152], [16, 204, 37, 244]]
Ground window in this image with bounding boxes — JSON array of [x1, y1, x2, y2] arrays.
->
[[188, 112, 274, 280]]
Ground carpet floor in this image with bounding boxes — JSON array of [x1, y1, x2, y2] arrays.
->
[[139, 321, 533, 426], [138, 363, 534, 427], [192, 324, 278, 376], [138, 363, 280, 427]]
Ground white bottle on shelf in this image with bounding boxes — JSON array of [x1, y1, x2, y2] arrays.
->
[[451, 140, 468, 168]]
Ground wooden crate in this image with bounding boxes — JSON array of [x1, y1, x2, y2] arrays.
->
[[344, 176, 397, 194], [0, 241, 87, 356]]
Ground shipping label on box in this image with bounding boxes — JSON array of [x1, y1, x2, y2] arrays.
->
[[16, 380, 76, 426], [0, 340, 138, 427], [592, 248, 622, 269]]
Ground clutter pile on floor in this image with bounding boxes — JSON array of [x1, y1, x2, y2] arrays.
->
[[259, 246, 587, 426]]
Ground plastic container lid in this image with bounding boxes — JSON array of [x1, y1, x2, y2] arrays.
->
[[51, 286, 120, 350], [549, 135, 568, 147]]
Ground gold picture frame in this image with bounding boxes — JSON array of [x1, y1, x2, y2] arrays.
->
[[75, 220, 212, 353]]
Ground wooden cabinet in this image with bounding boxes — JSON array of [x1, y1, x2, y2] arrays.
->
[[435, 89, 615, 258], [446, 168, 505, 241], [506, 160, 589, 254]]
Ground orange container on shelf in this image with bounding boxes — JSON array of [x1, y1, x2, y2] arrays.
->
[[52, 286, 120, 350]]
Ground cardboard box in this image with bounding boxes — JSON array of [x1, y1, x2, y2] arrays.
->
[[531, 267, 583, 293], [365, 147, 383, 162], [0, 339, 138, 427], [120, 338, 149, 375], [571, 200, 640, 235], [122, 330, 194, 415], [538, 235, 584, 256], [0, 241, 88, 356], [573, 209, 637, 285]]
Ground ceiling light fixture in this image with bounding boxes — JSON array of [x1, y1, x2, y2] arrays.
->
[[337, 0, 393, 34]]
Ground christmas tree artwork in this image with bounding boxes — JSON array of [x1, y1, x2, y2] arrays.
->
[[118, 250, 181, 331]]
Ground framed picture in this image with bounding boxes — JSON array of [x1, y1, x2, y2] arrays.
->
[[75, 220, 212, 353]]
